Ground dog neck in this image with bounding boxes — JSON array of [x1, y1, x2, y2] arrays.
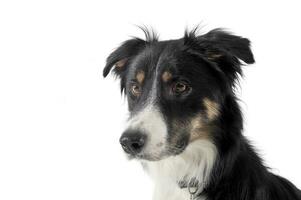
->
[[142, 139, 217, 200]]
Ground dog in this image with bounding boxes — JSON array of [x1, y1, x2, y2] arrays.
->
[[103, 27, 301, 200]]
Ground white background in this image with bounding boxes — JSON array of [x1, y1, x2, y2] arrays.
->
[[1, 0, 301, 199]]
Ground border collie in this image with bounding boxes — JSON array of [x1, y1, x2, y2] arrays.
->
[[103, 27, 301, 200]]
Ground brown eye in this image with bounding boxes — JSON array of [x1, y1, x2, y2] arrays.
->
[[130, 84, 141, 96], [172, 81, 190, 94]]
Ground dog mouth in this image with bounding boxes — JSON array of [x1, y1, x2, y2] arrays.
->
[[128, 141, 188, 161]]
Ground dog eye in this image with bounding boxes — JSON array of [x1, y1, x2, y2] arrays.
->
[[172, 81, 191, 95], [130, 83, 141, 97]]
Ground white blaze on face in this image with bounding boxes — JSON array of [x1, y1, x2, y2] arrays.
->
[[126, 104, 168, 156]]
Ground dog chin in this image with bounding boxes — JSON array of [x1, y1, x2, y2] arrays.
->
[[128, 146, 188, 162], [124, 151, 168, 161], [136, 153, 167, 161]]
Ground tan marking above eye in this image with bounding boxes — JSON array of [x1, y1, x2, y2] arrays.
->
[[162, 71, 172, 82], [136, 70, 145, 84], [203, 98, 220, 120]]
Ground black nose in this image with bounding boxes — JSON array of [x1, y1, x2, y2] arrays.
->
[[119, 131, 146, 155]]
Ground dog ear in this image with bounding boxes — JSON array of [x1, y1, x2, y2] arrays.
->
[[201, 29, 255, 64], [103, 38, 146, 78], [185, 28, 255, 85]]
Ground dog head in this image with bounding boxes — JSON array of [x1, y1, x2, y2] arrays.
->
[[103, 28, 254, 161]]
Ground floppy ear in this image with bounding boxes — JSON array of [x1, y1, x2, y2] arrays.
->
[[185, 28, 255, 86], [103, 38, 146, 78], [201, 29, 255, 64]]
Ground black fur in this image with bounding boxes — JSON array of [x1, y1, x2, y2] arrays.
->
[[104, 27, 301, 200]]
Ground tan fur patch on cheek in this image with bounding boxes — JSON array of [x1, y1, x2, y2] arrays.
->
[[162, 71, 172, 82], [136, 71, 145, 84], [190, 115, 210, 142], [203, 98, 220, 120]]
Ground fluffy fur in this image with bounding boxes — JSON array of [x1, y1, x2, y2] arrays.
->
[[144, 139, 217, 200], [104, 27, 301, 200]]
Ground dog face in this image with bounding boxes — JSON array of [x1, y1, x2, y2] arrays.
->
[[103, 28, 254, 161]]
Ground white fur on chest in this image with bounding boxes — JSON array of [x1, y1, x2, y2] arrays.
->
[[151, 180, 208, 200], [153, 181, 189, 200], [142, 139, 217, 200]]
